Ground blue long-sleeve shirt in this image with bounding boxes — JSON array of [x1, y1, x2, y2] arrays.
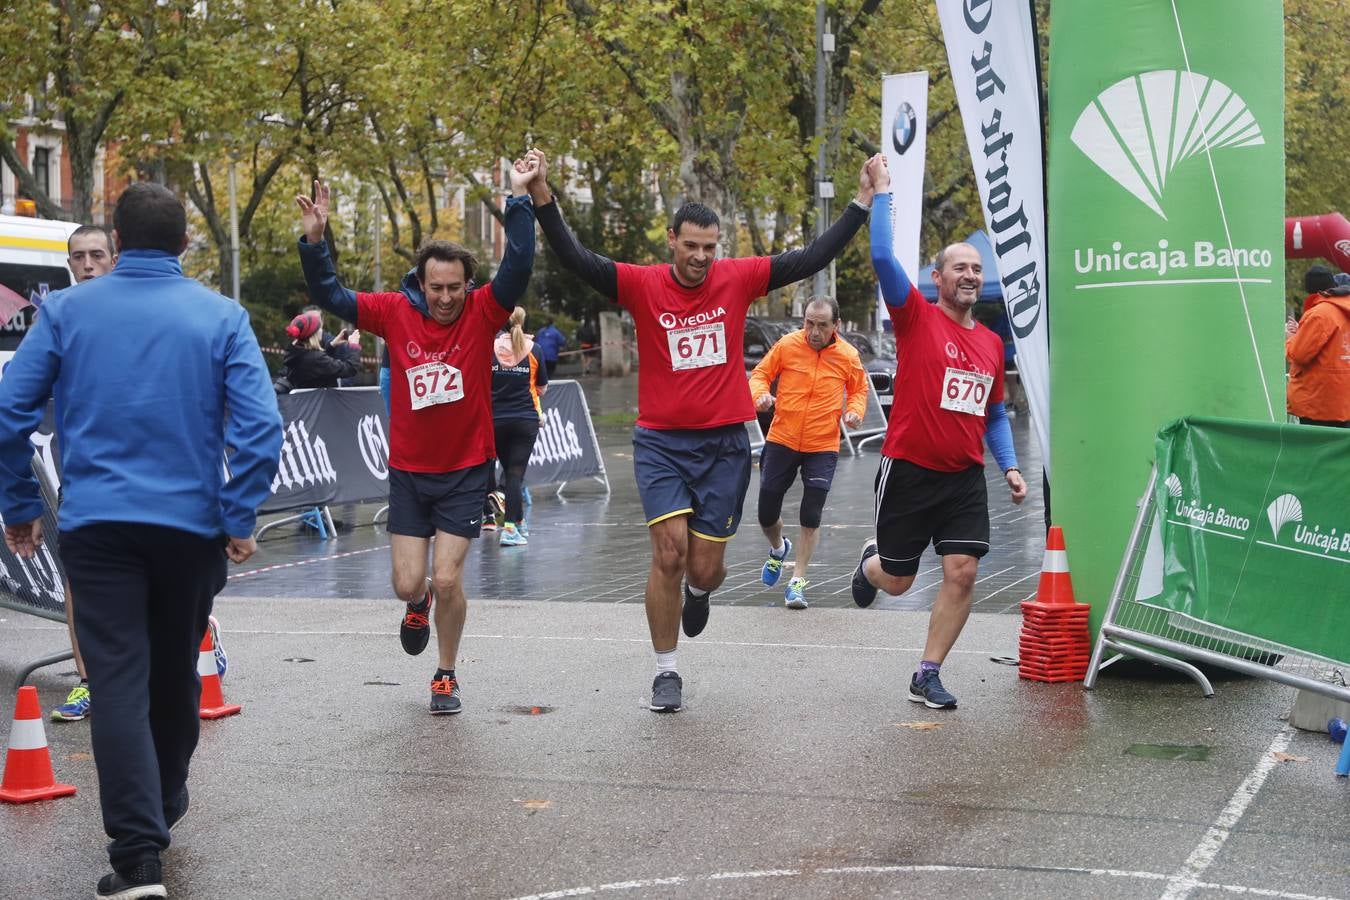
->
[[0, 250, 283, 537]]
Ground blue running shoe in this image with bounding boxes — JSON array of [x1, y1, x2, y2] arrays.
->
[[500, 523, 528, 546], [784, 577, 808, 610], [851, 539, 880, 608], [761, 537, 793, 586], [208, 615, 227, 679], [908, 669, 958, 709], [51, 683, 91, 722]]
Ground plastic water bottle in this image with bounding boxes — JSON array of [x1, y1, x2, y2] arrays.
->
[[1330, 717, 1348, 745]]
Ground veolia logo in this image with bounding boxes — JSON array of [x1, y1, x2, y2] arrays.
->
[[1265, 493, 1303, 539], [892, 102, 917, 155], [658, 313, 677, 329], [1336, 239, 1350, 257], [1071, 70, 1264, 220]]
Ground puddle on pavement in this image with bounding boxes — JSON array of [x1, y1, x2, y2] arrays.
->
[[1124, 743, 1210, 761]]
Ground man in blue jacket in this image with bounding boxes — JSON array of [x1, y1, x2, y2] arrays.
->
[[0, 182, 282, 899], [534, 316, 566, 377]]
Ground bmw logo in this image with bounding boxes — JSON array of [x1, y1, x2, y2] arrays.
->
[[892, 102, 917, 155]]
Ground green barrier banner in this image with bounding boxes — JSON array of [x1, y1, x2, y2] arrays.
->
[[1145, 417, 1350, 663], [1047, 1, 1285, 633]]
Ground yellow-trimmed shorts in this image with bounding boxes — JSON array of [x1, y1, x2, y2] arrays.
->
[[632, 423, 752, 541]]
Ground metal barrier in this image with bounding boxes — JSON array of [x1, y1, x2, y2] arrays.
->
[[0, 455, 74, 689], [1084, 464, 1350, 704], [840, 378, 890, 456]]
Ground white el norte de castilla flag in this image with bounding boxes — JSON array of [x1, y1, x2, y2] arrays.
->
[[935, 0, 1050, 474]]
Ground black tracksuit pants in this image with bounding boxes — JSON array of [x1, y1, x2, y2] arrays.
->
[[59, 523, 226, 872]]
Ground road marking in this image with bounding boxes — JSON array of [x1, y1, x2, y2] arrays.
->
[[1159, 726, 1294, 900], [508, 862, 1341, 900]]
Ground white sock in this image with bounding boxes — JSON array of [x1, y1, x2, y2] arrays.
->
[[687, 585, 708, 598], [655, 648, 678, 674], [770, 540, 787, 558]]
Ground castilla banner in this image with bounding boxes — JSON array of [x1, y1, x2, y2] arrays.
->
[[261, 388, 391, 513], [262, 381, 605, 513], [524, 380, 607, 490], [1048, 0, 1285, 633]]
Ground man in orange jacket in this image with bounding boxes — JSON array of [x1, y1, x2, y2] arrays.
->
[[1287, 268, 1350, 427], [749, 297, 868, 608]]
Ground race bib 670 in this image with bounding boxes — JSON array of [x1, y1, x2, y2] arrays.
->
[[939, 367, 992, 416]]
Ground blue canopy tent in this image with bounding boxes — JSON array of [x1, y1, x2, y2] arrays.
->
[[913, 229, 1003, 302]]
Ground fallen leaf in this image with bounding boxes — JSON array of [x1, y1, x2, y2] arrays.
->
[[897, 722, 943, 731], [1271, 752, 1309, 763], [65, 752, 92, 762], [520, 799, 553, 810]]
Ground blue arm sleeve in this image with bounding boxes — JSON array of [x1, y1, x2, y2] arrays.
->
[[220, 312, 284, 536], [297, 237, 360, 324], [488, 195, 537, 312], [984, 402, 1019, 473], [0, 312, 59, 523], [870, 192, 915, 307]]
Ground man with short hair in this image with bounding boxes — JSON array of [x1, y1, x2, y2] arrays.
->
[[46, 226, 116, 721], [0, 181, 282, 899], [1286, 265, 1350, 427], [749, 296, 868, 609], [854, 156, 1027, 710], [523, 148, 879, 712], [295, 158, 537, 715], [534, 315, 566, 378]]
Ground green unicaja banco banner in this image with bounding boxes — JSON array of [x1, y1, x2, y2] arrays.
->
[[1146, 418, 1350, 663], [1048, 0, 1286, 637]]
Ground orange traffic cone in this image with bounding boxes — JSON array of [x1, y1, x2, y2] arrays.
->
[[1033, 526, 1077, 605], [1019, 526, 1093, 684], [0, 686, 77, 803], [198, 628, 241, 720]]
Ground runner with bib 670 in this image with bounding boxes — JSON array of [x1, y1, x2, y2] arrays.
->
[[853, 155, 1027, 711]]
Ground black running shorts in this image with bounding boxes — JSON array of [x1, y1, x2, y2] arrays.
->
[[387, 462, 491, 539], [758, 441, 839, 496], [873, 456, 989, 576]]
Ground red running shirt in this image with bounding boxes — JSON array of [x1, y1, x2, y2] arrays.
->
[[615, 257, 771, 430], [881, 285, 1005, 472], [357, 287, 510, 473]]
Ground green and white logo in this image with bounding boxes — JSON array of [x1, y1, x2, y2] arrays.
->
[[1265, 493, 1303, 538], [1071, 70, 1264, 220]]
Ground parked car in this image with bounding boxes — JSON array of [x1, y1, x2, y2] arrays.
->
[[742, 318, 797, 370], [842, 330, 897, 418]]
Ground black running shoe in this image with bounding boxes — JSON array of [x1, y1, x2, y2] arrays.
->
[[97, 860, 166, 899], [649, 671, 683, 713], [430, 675, 462, 715], [851, 539, 880, 608], [164, 785, 189, 833], [399, 582, 432, 656], [681, 584, 710, 638], [908, 669, 958, 709]]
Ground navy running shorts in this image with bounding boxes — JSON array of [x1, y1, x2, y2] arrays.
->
[[632, 423, 752, 542], [873, 456, 989, 576], [387, 462, 491, 539], [758, 441, 839, 496]]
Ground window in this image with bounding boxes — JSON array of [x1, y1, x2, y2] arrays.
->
[[32, 148, 50, 198]]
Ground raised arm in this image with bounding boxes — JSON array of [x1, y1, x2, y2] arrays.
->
[[868, 158, 918, 307], [767, 156, 878, 292], [523, 149, 619, 301], [294, 180, 359, 323], [488, 158, 540, 312]]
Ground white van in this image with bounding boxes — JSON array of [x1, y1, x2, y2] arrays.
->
[[0, 213, 81, 376]]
